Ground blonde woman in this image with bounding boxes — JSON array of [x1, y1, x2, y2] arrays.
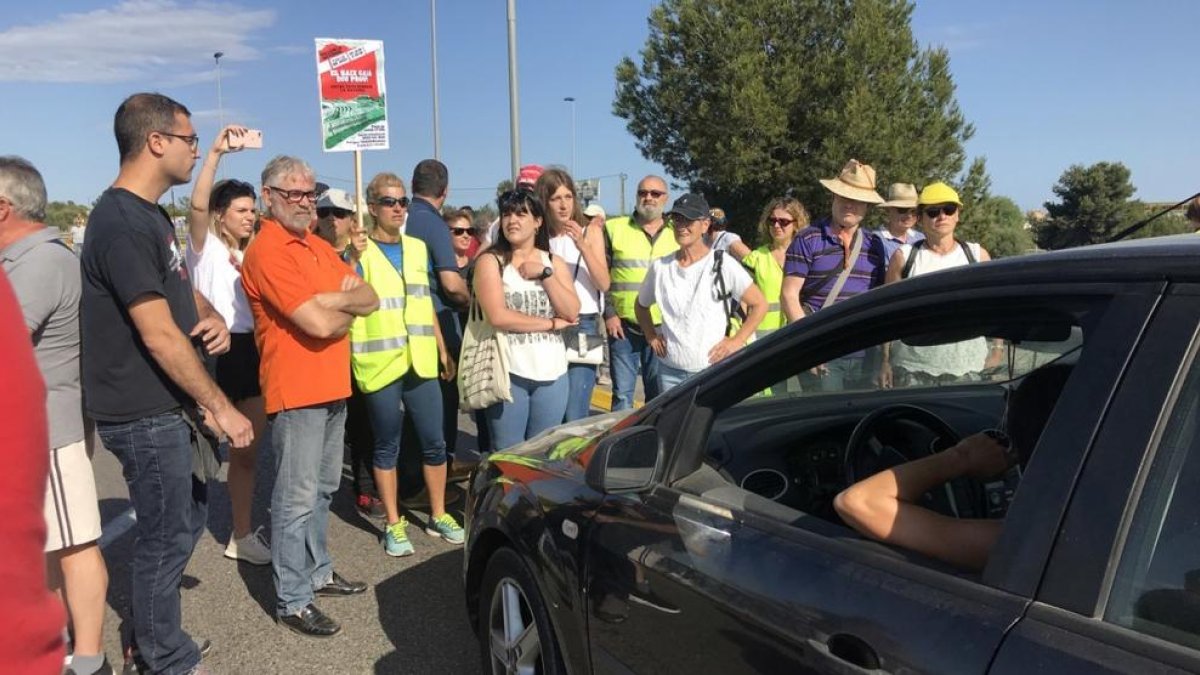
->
[[741, 197, 809, 341], [185, 124, 270, 565]]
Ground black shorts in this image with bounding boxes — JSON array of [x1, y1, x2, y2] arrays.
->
[[216, 332, 262, 402]]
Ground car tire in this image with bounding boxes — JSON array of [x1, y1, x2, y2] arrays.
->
[[477, 546, 566, 675]]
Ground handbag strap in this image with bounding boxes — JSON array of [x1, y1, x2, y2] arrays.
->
[[823, 227, 864, 307]]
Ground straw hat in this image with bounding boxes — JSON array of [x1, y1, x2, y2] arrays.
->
[[879, 183, 918, 209], [819, 159, 884, 204]]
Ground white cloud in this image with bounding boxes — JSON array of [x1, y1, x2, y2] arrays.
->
[[0, 1, 276, 83]]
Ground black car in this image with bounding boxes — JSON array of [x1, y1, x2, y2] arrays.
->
[[463, 235, 1200, 674]]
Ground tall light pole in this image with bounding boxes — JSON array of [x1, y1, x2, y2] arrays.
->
[[506, 0, 520, 182], [213, 52, 224, 130], [430, 0, 441, 159], [562, 96, 576, 177]]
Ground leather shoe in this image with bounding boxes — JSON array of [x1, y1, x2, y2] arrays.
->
[[278, 603, 341, 638], [314, 572, 367, 597]]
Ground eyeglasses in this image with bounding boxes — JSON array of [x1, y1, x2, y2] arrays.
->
[[922, 204, 959, 218], [637, 189, 666, 199], [669, 217, 698, 229], [375, 196, 410, 209], [317, 208, 353, 219], [156, 131, 200, 150], [892, 208, 916, 216], [767, 217, 795, 227], [266, 186, 317, 204], [450, 227, 473, 236]]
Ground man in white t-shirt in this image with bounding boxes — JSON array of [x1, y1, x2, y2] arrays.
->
[[69, 214, 87, 254], [634, 193, 767, 393]]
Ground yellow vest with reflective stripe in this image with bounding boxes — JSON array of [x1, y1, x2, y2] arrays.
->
[[744, 245, 785, 340], [604, 216, 678, 324], [349, 237, 439, 393]]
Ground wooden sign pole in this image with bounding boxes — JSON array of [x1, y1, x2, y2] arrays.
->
[[354, 149, 365, 232]]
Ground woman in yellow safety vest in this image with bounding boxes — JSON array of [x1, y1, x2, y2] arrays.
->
[[740, 196, 809, 341], [351, 173, 462, 557]]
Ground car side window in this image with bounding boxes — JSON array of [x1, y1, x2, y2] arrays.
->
[[1104, 353, 1200, 651]]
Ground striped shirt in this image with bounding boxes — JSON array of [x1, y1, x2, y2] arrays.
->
[[784, 219, 886, 313]]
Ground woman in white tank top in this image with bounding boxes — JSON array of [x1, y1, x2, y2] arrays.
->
[[537, 168, 611, 422], [473, 190, 580, 451], [879, 182, 997, 388]]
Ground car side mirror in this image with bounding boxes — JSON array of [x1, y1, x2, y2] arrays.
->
[[585, 426, 662, 494]]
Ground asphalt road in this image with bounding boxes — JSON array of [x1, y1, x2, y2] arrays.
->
[[93, 412, 486, 675]]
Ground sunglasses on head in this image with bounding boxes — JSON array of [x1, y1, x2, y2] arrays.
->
[[637, 189, 666, 199], [923, 204, 958, 218], [375, 196, 409, 208], [450, 227, 473, 236]]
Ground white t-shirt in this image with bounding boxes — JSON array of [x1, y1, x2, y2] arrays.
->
[[501, 251, 568, 382], [70, 224, 86, 248], [708, 230, 742, 253], [548, 233, 603, 315], [637, 249, 752, 372], [185, 232, 254, 333], [891, 241, 986, 377]]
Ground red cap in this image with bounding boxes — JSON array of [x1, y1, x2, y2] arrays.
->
[[517, 164, 545, 188]]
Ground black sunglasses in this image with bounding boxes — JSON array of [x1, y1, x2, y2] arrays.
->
[[450, 227, 473, 236], [637, 189, 666, 198], [317, 208, 353, 219], [923, 204, 959, 218], [374, 196, 410, 208]]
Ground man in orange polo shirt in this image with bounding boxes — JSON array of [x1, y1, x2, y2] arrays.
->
[[241, 155, 379, 638]]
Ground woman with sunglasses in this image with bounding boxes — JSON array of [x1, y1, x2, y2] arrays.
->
[[878, 182, 995, 389], [740, 197, 809, 342], [535, 168, 611, 422], [184, 124, 271, 565], [474, 190, 579, 450], [444, 210, 493, 455]]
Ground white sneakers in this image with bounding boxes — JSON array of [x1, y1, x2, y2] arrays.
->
[[224, 527, 271, 565]]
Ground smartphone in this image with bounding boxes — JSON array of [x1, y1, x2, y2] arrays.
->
[[240, 129, 263, 149]]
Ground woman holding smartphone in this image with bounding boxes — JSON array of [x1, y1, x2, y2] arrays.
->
[[185, 124, 270, 565], [535, 168, 610, 422], [473, 190, 580, 450]]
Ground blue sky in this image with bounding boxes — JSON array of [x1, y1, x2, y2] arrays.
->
[[1, 0, 1197, 216]]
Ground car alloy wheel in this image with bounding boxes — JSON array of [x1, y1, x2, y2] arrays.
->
[[478, 547, 563, 675], [489, 578, 542, 674]]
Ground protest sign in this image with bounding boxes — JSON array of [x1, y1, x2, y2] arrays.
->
[[315, 38, 388, 152]]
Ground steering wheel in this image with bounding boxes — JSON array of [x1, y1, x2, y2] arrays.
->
[[843, 404, 982, 519]]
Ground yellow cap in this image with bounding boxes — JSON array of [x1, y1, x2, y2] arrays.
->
[[917, 181, 962, 206]]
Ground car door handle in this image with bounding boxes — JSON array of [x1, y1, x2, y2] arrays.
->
[[807, 634, 887, 674]]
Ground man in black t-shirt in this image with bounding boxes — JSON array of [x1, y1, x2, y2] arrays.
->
[[80, 92, 253, 675]]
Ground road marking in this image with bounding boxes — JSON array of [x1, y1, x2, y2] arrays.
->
[[98, 507, 137, 549]]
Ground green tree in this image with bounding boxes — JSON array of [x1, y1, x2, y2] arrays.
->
[[496, 179, 514, 196], [956, 156, 991, 216], [1037, 162, 1143, 249], [44, 200, 90, 230], [958, 195, 1035, 258], [614, 0, 974, 229]]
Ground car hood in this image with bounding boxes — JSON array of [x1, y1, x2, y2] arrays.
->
[[482, 409, 638, 483]]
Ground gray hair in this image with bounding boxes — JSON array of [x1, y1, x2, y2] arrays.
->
[[0, 156, 48, 222], [261, 155, 314, 189]]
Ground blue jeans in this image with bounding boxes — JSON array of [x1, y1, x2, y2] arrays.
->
[[657, 363, 701, 393], [270, 401, 346, 616], [486, 373, 568, 451], [363, 370, 448, 469], [98, 411, 205, 675], [564, 313, 600, 422], [799, 355, 865, 392], [608, 323, 662, 410]]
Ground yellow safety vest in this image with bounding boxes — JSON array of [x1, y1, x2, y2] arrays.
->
[[742, 245, 784, 340], [349, 237, 439, 393], [604, 216, 678, 324]]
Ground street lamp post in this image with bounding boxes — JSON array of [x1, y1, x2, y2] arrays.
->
[[213, 52, 224, 131], [506, 0, 520, 182], [563, 96, 576, 177], [430, 0, 441, 159]]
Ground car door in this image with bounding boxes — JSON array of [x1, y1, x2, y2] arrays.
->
[[991, 289, 1200, 673], [585, 283, 1159, 674]]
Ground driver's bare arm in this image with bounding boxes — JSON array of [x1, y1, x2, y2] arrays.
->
[[833, 433, 1010, 571]]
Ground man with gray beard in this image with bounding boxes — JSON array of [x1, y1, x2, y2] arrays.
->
[[602, 175, 679, 409], [241, 156, 378, 638]]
